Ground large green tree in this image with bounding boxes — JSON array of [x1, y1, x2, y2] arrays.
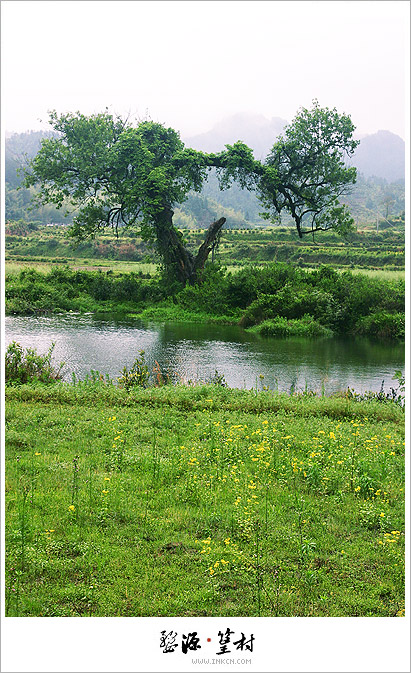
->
[[23, 102, 359, 284]]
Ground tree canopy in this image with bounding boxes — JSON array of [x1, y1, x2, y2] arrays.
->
[[257, 102, 359, 236], [23, 101, 359, 284]]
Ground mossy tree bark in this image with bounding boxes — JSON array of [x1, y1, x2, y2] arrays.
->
[[155, 208, 226, 285]]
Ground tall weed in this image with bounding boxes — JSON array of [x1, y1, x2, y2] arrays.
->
[[5, 342, 65, 384]]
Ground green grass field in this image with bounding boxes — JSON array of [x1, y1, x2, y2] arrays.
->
[[5, 222, 405, 276], [5, 383, 405, 617], [4, 257, 405, 283], [4, 259, 159, 277], [347, 268, 405, 281]]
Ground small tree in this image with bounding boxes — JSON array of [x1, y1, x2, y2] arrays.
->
[[256, 101, 359, 237], [23, 102, 359, 285]]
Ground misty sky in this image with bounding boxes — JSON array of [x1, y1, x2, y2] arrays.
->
[[1, 0, 409, 139]]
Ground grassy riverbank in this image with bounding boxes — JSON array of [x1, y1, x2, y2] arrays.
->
[[5, 382, 405, 617], [5, 262, 405, 340]]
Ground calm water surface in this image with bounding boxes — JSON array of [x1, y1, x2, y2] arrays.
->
[[5, 314, 405, 395]]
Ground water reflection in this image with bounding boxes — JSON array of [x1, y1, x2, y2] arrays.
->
[[5, 314, 405, 395]]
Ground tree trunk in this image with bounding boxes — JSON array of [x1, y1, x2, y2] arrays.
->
[[155, 208, 226, 285], [192, 217, 226, 277], [155, 208, 195, 285]]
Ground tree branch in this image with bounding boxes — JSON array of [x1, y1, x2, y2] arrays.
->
[[193, 217, 226, 273]]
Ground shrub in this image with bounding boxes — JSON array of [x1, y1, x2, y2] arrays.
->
[[334, 274, 405, 330], [5, 342, 65, 384], [225, 263, 300, 309], [354, 311, 405, 340], [176, 264, 230, 314], [117, 351, 150, 390], [5, 266, 167, 314], [252, 315, 333, 338], [239, 285, 339, 329]]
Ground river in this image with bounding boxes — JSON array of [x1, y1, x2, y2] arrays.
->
[[5, 314, 405, 395]]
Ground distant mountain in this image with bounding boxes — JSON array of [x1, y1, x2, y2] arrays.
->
[[349, 130, 405, 182], [5, 130, 54, 187], [4, 130, 70, 224], [7, 119, 405, 183], [184, 113, 287, 159], [185, 114, 405, 182]]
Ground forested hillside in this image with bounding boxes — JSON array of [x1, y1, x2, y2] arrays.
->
[[5, 130, 74, 224]]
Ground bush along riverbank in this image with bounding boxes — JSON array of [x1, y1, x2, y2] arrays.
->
[[5, 263, 405, 340], [4, 347, 405, 617]]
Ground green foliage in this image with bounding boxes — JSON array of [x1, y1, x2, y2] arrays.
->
[[117, 351, 150, 390], [22, 102, 360, 284], [225, 263, 300, 309], [257, 100, 359, 237], [23, 112, 207, 241], [251, 315, 333, 338], [222, 263, 404, 338], [4, 219, 39, 236], [345, 377, 405, 407], [5, 266, 164, 314], [206, 370, 228, 387], [5, 342, 64, 384], [6, 127, 406, 229], [393, 370, 405, 390], [354, 311, 405, 340], [239, 285, 338, 328], [176, 264, 230, 314]]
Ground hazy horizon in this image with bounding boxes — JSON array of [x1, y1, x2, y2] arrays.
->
[[1, 1, 409, 142], [4, 111, 406, 143]]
